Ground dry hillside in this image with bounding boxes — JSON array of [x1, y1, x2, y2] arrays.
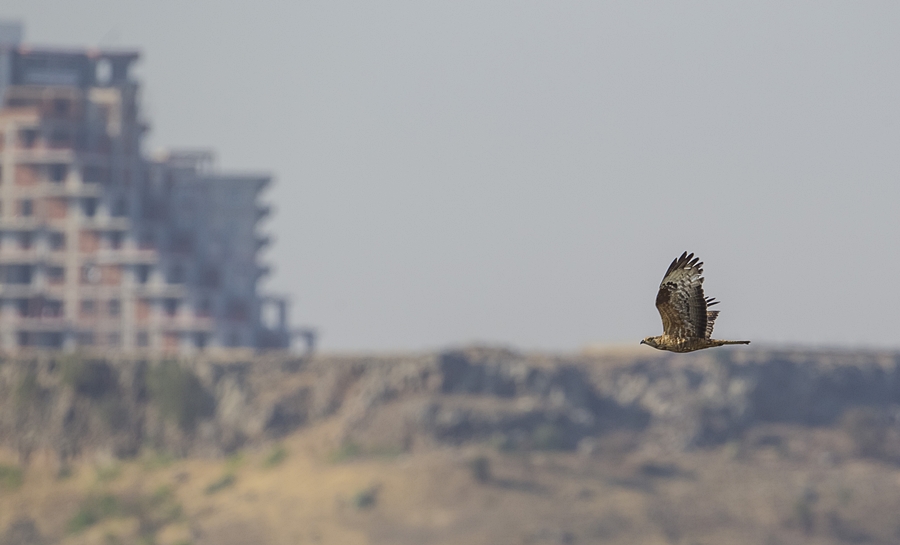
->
[[1, 346, 899, 544]]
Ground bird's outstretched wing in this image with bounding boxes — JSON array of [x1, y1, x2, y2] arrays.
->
[[655, 252, 718, 339]]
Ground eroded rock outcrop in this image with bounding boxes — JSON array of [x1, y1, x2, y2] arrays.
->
[[0, 347, 898, 461]]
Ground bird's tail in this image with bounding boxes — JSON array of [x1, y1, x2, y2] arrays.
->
[[720, 340, 750, 346]]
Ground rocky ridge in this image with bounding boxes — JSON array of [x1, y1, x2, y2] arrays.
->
[[1, 347, 899, 463]]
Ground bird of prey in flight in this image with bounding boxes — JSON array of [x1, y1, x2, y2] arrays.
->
[[641, 252, 750, 353]]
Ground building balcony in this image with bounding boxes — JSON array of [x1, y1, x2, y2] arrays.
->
[[0, 217, 57, 230], [8, 148, 76, 163], [2, 316, 71, 331], [39, 183, 105, 198], [131, 284, 189, 297], [0, 285, 66, 297], [0, 248, 40, 263], [158, 315, 215, 333], [256, 205, 272, 221], [255, 235, 272, 251], [79, 216, 131, 230], [91, 248, 158, 264]]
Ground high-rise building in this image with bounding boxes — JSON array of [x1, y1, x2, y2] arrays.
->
[[0, 23, 297, 353]]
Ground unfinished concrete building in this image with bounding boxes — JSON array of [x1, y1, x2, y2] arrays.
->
[[0, 23, 296, 353]]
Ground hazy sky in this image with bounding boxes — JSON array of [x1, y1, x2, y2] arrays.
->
[[5, 2, 900, 351]]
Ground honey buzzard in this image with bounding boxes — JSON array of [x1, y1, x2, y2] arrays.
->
[[641, 252, 749, 352]]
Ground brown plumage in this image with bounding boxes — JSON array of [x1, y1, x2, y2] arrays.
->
[[641, 252, 750, 353]]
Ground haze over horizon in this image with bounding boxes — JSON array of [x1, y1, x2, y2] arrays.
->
[[6, 2, 899, 352]]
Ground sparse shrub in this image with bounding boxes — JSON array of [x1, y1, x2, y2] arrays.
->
[[137, 485, 183, 533], [369, 444, 406, 458], [141, 450, 174, 470], [329, 441, 361, 462], [591, 511, 630, 539], [263, 444, 288, 468], [646, 503, 681, 543], [62, 358, 117, 399], [150, 485, 174, 505], [66, 487, 183, 540], [468, 456, 492, 484], [146, 360, 215, 431], [638, 462, 680, 479], [204, 473, 235, 495], [97, 397, 131, 431], [532, 423, 569, 451], [838, 487, 852, 506], [3, 518, 44, 545], [0, 464, 24, 490], [67, 494, 119, 534], [57, 465, 74, 480], [353, 485, 380, 509], [792, 488, 818, 535], [841, 407, 887, 458], [15, 370, 39, 406], [493, 431, 523, 452], [96, 463, 121, 483], [793, 498, 814, 534], [225, 452, 244, 471]]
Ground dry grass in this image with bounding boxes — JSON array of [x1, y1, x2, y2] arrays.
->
[[2, 420, 900, 545]]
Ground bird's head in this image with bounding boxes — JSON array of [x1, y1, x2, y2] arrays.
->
[[640, 336, 660, 349]]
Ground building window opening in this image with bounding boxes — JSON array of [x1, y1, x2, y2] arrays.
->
[[18, 128, 38, 148], [46, 266, 65, 285], [226, 299, 249, 321], [197, 298, 212, 318], [50, 164, 67, 183], [261, 302, 280, 328], [108, 299, 121, 317], [163, 298, 179, 317], [109, 231, 123, 249], [82, 166, 108, 184], [112, 198, 127, 217], [19, 199, 33, 217], [2, 264, 33, 284], [80, 299, 96, 316], [136, 331, 149, 347], [81, 264, 100, 284], [82, 198, 98, 218], [194, 332, 207, 349], [53, 98, 70, 116], [39, 332, 63, 348], [19, 231, 32, 250], [44, 300, 63, 317], [167, 265, 184, 284], [138, 233, 155, 250], [136, 264, 151, 284], [199, 267, 220, 288], [170, 232, 193, 253], [76, 332, 95, 347], [48, 129, 70, 148], [95, 59, 112, 85], [49, 232, 66, 250], [107, 332, 120, 348]]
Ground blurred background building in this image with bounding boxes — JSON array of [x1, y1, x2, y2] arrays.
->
[[0, 22, 301, 354]]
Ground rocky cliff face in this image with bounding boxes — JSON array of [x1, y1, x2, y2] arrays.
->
[[1, 347, 899, 463]]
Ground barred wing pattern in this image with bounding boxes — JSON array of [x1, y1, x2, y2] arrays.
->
[[655, 252, 720, 339]]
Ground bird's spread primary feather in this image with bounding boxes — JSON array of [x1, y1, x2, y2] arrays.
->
[[641, 252, 749, 353]]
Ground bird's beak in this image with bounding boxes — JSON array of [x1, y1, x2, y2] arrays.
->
[[639, 340, 646, 345]]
